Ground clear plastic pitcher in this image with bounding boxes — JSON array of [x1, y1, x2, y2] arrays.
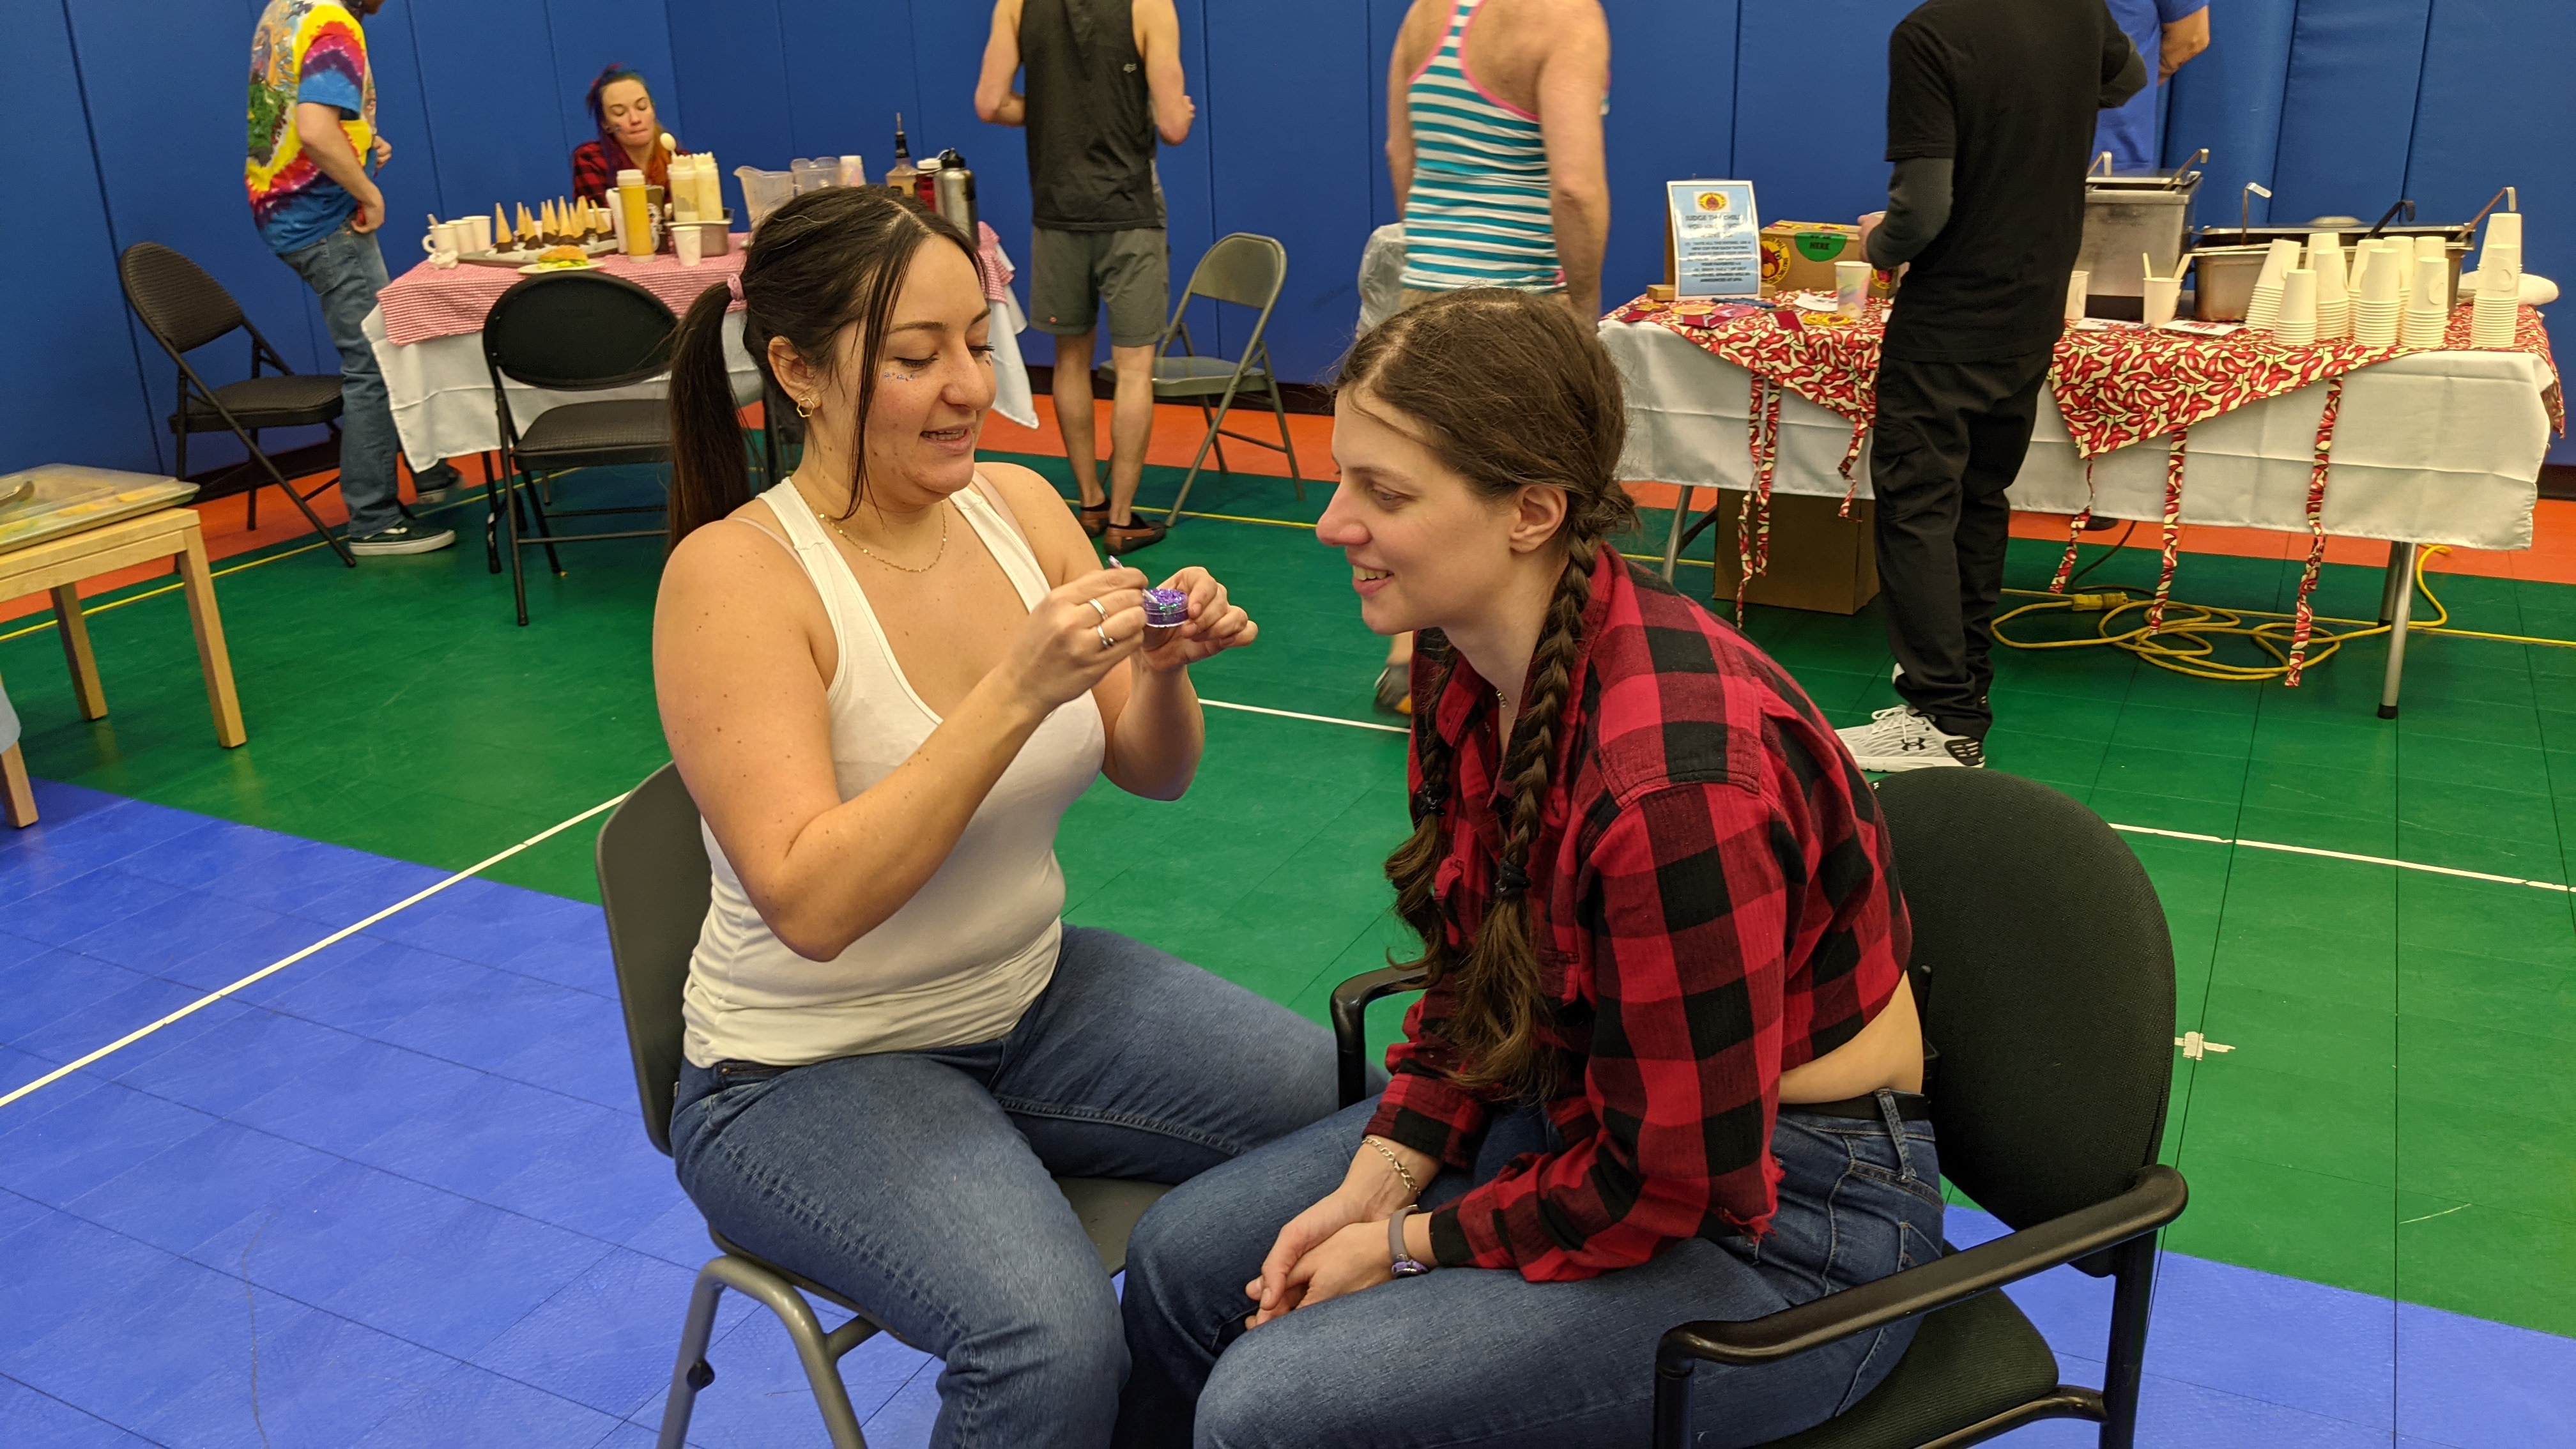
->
[[735, 167, 795, 231]]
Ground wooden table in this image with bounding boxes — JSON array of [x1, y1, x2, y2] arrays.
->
[[0, 507, 247, 751]]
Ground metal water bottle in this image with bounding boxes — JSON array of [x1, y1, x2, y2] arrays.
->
[[934, 149, 977, 239]]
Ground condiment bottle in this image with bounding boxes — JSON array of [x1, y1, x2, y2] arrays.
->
[[617, 169, 655, 258], [914, 156, 942, 210], [885, 113, 918, 198]]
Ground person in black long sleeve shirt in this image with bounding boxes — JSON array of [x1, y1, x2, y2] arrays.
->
[[1837, 0, 2143, 772]]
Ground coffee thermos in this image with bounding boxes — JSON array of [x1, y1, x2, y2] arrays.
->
[[933, 149, 977, 240]]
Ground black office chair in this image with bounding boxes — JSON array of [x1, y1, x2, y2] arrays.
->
[[594, 763, 1170, 1449], [1328, 769, 2188, 1449], [116, 241, 356, 567], [1096, 233, 1301, 525], [482, 272, 679, 624]]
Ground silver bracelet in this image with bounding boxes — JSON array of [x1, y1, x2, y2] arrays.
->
[[1361, 1135, 1421, 1200]]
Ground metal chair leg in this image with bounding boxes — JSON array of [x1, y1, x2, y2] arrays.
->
[[699, 1255, 870, 1448], [245, 430, 262, 531], [1167, 378, 1252, 525], [1264, 382, 1303, 500], [500, 467, 532, 626], [654, 1266, 729, 1449], [521, 471, 568, 577]]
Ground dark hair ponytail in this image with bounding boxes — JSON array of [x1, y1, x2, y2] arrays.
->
[[1342, 289, 1636, 1096], [666, 186, 980, 546]]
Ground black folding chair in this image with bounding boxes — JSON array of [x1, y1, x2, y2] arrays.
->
[[116, 241, 356, 567], [482, 272, 678, 624], [1327, 769, 2188, 1449], [1096, 233, 1300, 524], [594, 763, 1170, 1448]]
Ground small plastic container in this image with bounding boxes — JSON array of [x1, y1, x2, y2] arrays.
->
[[1142, 587, 1189, 649]]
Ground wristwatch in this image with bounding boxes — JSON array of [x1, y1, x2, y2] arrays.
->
[[1388, 1206, 1434, 1278]]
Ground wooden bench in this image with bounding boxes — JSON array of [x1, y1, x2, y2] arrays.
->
[[0, 509, 247, 795]]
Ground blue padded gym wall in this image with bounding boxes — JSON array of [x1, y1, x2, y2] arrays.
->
[[7, 0, 2573, 478]]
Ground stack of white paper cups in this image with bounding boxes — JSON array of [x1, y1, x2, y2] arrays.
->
[[2402, 256, 2452, 346], [2275, 268, 2319, 346], [2472, 264, 2519, 348], [2310, 234, 2352, 341], [2353, 244, 2403, 346], [2415, 233, 2455, 310], [2244, 238, 2301, 332]]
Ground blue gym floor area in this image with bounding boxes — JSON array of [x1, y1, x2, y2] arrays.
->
[[4, 775, 2570, 1447]]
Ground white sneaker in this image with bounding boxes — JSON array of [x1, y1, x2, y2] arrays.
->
[[1836, 705, 1985, 772]]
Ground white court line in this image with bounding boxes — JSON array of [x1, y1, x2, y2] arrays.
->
[[0, 793, 629, 1112], [1201, 698, 1409, 734], [2111, 823, 2575, 894], [14, 700, 2566, 1109]]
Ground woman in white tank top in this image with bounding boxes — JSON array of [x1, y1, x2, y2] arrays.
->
[[650, 187, 1340, 1449]]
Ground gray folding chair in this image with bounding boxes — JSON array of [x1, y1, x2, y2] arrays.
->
[[1100, 233, 1301, 523], [594, 763, 1168, 1448]]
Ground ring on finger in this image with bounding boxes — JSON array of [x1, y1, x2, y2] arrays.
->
[[1096, 624, 1116, 650], [1086, 597, 1108, 621]]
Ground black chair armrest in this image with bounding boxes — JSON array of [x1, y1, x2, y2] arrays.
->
[[1329, 965, 1427, 1108], [1660, 1164, 2187, 1370]]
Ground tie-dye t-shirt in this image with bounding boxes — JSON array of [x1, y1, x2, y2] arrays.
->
[[245, 0, 376, 255]]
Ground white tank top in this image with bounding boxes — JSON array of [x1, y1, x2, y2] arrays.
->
[[680, 476, 1106, 1068]]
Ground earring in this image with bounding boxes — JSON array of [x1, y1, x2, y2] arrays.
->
[[796, 397, 816, 418]]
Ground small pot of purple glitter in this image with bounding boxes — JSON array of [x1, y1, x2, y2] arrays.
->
[[1142, 586, 1190, 648]]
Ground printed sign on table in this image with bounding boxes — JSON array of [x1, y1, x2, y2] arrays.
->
[[1667, 180, 1761, 300]]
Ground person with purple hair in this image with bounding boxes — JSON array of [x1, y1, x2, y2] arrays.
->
[[572, 64, 678, 204]]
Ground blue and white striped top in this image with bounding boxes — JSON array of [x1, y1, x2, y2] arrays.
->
[[1400, 0, 1561, 293]]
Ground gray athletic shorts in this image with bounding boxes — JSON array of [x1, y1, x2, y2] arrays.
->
[[1029, 226, 1169, 348]]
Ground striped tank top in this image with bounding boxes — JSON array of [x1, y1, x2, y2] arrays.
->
[[1400, 0, 1561, 293]]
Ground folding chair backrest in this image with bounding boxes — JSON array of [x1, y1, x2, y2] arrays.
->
[[1872, 769, 2175, 1257], [1183, 233, 1287, 312], [595, 762, 712, 1156], [484, 271, 680, 391], [119, 242, 248, 356]]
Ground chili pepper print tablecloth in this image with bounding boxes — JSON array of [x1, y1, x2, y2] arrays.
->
[[1600, 307, 2559, 553]]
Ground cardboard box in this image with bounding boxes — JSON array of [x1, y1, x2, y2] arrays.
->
[[1707, 489, 1881, 615], [1759, 222, 1896, 300]]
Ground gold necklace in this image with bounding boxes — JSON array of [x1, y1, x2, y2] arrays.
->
[[826, 501, 949, 574]]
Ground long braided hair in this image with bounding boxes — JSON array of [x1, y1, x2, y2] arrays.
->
[[1344, 290, 1637, 1094]]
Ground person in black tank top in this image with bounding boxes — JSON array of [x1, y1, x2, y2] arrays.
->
[[979, 0, 1197, 554]]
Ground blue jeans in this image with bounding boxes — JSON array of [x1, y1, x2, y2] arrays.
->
[[668, 926, 1342, 1449], [276, 226, 454, 534], [1117, 1093, 1943, 1448]]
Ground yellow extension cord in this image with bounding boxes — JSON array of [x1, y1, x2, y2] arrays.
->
[[1994, 544, 2576, 682]]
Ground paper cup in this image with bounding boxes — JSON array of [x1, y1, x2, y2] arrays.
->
[[1835, 259, 1871, 317], [2274, 268, 2318, 344], [2244, 284, 2282, 332], [2065, 270, 2090, 321], [2142, 276, 2181, 328], [2255, 238, 2301, 292], [675, 226, 704, 267], [2482, 240, 2522, 282], [2402, 306, 2448, 348], [2485, 210, 2522, 250], [460, 215, 492, 252]]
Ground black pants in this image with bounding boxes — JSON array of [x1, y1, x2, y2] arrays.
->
[[1868, 348, 2054, 739]]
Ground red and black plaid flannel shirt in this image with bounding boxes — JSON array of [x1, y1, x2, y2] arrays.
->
[[1367, 549, 1909, 1281], [572, 139, 668, 204]]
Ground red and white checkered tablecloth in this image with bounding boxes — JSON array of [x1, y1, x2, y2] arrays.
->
[[379, 223, 1016, 349]]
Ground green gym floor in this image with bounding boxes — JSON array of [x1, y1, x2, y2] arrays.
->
[[4, 452, 2572, 1443]]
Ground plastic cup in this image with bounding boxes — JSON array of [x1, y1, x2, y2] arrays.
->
[[2065, 270, 2090, 321], [674, 225, 703, 268], [1834, 259, 1871, 318], [2142, 275, 2181, 327], [837, 155, 869, 188], [1142, 586, 1190, 649]]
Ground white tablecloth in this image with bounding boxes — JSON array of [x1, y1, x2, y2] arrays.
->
[[368, 275, 1039, 466], [1602, 320, 2554, 551]]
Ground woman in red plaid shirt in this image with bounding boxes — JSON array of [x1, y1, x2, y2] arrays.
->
[[1118, 290, 1940, 1447]]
